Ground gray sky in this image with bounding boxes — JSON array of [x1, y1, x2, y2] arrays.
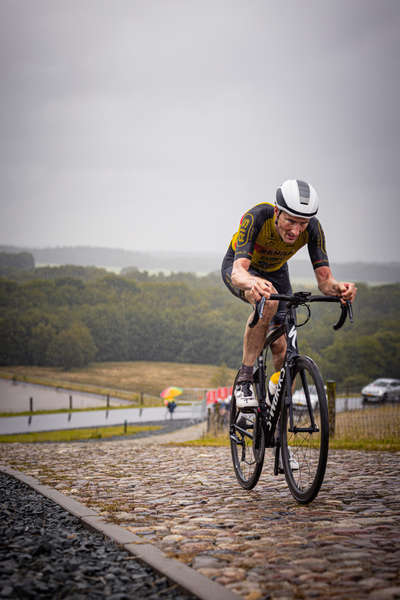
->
[[0, 0, 399, 264]]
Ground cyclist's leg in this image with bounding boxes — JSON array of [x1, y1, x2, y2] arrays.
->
[[222, 253, 279, 370], [222, 255, 278, 408], [242, 290, 278, 367], [268, 264, 295, 372]]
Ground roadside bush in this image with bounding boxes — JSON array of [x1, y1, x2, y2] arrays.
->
[[45, 322, 97, 370], [28, 323, 56, 366]]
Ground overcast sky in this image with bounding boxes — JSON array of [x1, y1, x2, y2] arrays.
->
[[0, 0, 399, 265]]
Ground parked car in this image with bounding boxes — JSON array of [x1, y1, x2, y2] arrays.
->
[[292, 384, 326, 411], [361, 379, 400, 403]]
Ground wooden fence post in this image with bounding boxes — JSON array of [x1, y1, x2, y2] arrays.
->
[[326, 380, 336, 437], [214, 402, 220, 436]]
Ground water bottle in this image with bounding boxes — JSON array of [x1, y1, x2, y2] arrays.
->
[[267, 371, 280, 406]]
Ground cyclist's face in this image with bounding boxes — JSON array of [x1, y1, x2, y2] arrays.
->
[[274, 207, 309, 244]]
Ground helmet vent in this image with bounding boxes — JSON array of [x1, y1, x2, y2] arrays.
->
[[297, 180, 310, 205]]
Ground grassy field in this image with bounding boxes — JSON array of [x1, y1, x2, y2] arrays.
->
[[0, 405, 139, 418], [0, 361, 237, 401], [0, 424, 162, 444]]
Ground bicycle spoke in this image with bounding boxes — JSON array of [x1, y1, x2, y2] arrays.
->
[[281, 358, 329, 504], [230, 372, 264, 490]]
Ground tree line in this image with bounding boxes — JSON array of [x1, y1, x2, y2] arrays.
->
[[0, 263, 399, 388]]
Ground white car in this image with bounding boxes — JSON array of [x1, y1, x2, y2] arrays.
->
[[292, 384, 324, 411], [361, 379, 400, 403]]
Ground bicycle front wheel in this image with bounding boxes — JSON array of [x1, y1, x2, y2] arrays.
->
[[229, 373, 264, 490], [281, 356, 329, 504]]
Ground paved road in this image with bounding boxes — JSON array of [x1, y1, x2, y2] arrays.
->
[[0, 380, 206, 434], [1, 432, 399, 600], [0, 379, 125, 412]]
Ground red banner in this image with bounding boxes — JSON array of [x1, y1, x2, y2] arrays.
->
[[206, 390, 217, 404], [217, 387, 228, 400], [207, 387, 233, 404]]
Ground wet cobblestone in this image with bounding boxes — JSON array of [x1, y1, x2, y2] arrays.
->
[[1, 440, 399, 600]]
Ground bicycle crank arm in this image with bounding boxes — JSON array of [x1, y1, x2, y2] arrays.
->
[[229, 433, 245, 446], [232, 425, 254, 440]]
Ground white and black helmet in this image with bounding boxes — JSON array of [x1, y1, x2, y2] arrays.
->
[[276, 179, 319, 218]]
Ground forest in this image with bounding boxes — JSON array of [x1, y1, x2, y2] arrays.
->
[[0, 255, 399, 389]]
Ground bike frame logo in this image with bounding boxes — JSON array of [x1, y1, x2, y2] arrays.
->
[[266, 367, 285, 430], [288, 325, 297, 348]]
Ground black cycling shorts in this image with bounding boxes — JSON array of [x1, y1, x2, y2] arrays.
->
[[221, 247, 293, 330]]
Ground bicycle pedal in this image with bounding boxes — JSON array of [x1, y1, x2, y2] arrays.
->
[[237, 417, 251, 429]]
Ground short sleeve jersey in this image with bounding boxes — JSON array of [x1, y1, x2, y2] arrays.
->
[[230, 203, 329, 275]]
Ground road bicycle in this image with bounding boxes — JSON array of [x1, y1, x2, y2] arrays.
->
[[229, 292, 353, 504]]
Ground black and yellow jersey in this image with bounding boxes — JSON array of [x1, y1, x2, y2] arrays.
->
[[229, 202, 329, 275]]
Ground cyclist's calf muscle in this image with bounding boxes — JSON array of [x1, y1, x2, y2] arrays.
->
[[242, 291, 279, 367], [271, 337, 286, 372]]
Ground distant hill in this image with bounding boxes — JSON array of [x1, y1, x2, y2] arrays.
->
[[288, 260, 400, 285], [1, 245, 399, 283], [0, 245, 222, 273]]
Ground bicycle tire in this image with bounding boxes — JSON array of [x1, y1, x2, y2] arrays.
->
[[280, 356, 329, 504], [229, 372, 264, 490]]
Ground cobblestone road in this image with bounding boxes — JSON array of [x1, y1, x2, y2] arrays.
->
[[1, 436, 399, 600]]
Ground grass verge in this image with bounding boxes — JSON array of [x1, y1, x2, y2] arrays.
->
[[0, 405, 139, 418], [175, 433, 230, 447], [176, 432, 400, 451], [0, 424, 162, 444], [329, 437, 400, 452]]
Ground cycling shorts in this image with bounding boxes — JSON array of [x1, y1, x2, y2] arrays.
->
[[221, 246, 293, 330]]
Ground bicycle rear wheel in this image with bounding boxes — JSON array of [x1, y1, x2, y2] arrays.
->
[[281, 356, 329, 504], [229, 373, 264, 490]]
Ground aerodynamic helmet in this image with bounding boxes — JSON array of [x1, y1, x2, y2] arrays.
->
[[276, 179, 319, 218]]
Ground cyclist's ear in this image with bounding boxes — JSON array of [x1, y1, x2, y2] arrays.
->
[[274, 206, 281, 227]]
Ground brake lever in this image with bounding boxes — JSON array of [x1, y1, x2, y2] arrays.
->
[[258, 297, 266, 320], [347, 300, 353, 323], [248, 297, 267, 329], [333, 300, 354, 330]]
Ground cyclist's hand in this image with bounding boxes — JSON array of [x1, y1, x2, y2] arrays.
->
[[250, 278, 272, 302], [336, 282, 357, 304]]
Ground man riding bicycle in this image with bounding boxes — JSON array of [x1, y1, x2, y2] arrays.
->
[[222, 179, 357, 410]]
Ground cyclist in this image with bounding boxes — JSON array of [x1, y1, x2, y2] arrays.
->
[[222, 179, 357, 410]]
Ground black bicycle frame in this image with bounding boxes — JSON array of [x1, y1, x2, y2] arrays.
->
[[234, 292, 351, 449], [253, 301, 320, 449]]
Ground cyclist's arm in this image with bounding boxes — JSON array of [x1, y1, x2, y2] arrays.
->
[[315, 266, 357, 303], [231, 257, 273, 301]]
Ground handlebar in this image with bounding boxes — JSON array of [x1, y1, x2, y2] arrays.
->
[[248, 292, 354, 330]]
